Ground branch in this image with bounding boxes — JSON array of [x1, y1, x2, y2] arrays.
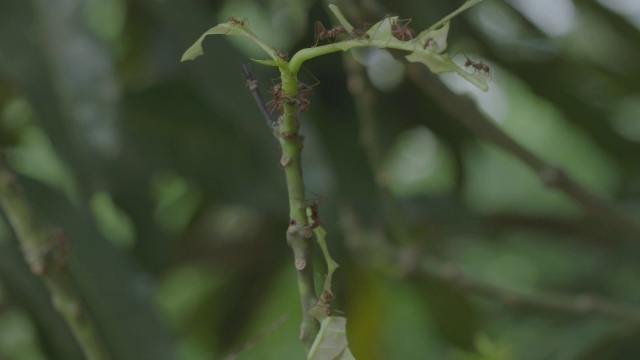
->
[[415, 255, 640, 324], [405, 65, 640, 241], [240, 64, 276, 130], [222, 315, 289, 360], [341, 59, 640, 326], [340, 206, 640, 325], [0, 156, 111, 360], [242, 67, 319, 350]]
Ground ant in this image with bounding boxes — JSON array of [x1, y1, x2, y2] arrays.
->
[[457, 51, 490, 75], [308, 200, 323, 228], [350, 28, 370, 41], [228, 17, 246, 26], [275, 50, 289, 62], [267, 83, 284, 114], [314, 21, 347, 47], [391, 18, 416, 41], [267, 82, 315, 114], [319, 290, 345, 317], [297, 67, 320, 113], [422, 37, 435, 50]]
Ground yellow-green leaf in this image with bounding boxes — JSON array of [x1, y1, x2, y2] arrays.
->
[[308, 316, 356, 360]]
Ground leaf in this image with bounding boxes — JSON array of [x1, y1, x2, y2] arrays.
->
[[312, 224, 340, 292], [327, 3, 489, 91], [405, 51, 489, 91], [308, 316, 356, 360], [307, 209, 341, 322], [181, 21, 276, 62], [181, 23, 246, 61], [414, 21, 450, 54], [251, 58, 281, 67]]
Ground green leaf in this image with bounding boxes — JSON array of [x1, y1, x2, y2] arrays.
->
[[414, 21, 450, 54], [327, 3, 489, 91], [308, 316, 356, 360], [251, 58, 281, 67], [181, 21, 276, 62], [310, 222, 340, 292], [405, 52, 489, 91]]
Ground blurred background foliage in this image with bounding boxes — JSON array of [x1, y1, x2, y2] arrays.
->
[[1, 0, 640, 359]]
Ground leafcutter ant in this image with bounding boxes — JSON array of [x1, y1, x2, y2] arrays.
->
[[319, 290, 344, 317], [308, 200, 323, 228], [296, 67, 320, 113], [228, 17, 246, 26], [391, 18, 416, 41], [267, 83, 283, 114], [314, 21, 347, 47], [457, 51, 490, 75], [451, 51, 491, 76], [465, 57, 490, 75], [350, 27, 370, 41], [275, 50, 289, 62], [422, 37, 435, 50]]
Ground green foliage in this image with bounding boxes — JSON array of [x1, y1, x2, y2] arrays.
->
[[2, 0, 640, 358], [182, 2, 489, 90], [308, 316, 355, 360]]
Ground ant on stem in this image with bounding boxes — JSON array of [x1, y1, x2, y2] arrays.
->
[[297, 66, 320, 113], [308, 200, 323, 228], [350, 26, 370, 41], [275, 50, 289, 62], [314, 21, 347, 47], [391, 18, 416, 41]]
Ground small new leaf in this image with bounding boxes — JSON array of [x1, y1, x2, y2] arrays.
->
[[181, 20, 277, 62], [415, 21, 450, 54], [181, 23, 246, 62], [308, 317, 356, 360], [307, 209, 339, 292], [327, 3, 489, 91]]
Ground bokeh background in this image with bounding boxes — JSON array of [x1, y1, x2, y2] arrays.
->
[[1, 0, 640, 359]]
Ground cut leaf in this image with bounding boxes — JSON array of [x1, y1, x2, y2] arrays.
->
[[405, 52, 457, 74], [181, 21, 276, 62], [414, 21, 450, 54], [308, 316, 356, 360], [307, 208, 340, 293], [327, 3, 489, 91]]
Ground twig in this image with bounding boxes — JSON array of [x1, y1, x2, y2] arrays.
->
[[415, 255, 640, 324], [340, 206, 640, 325], [242, 65, 319, 350], [340, 58, 640, 326], [405, 65, 640, 241], [0, 156, 111, 360], [241, 64, 276, 130], [222, 315, 289, 360], [278, 66, 320, 350]]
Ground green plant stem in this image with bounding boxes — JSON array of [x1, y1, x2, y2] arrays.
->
[[276, 66, 320, 351], [0, 159, 111, 360]]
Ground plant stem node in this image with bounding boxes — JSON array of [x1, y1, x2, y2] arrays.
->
[[295, 257, 306, 270]]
